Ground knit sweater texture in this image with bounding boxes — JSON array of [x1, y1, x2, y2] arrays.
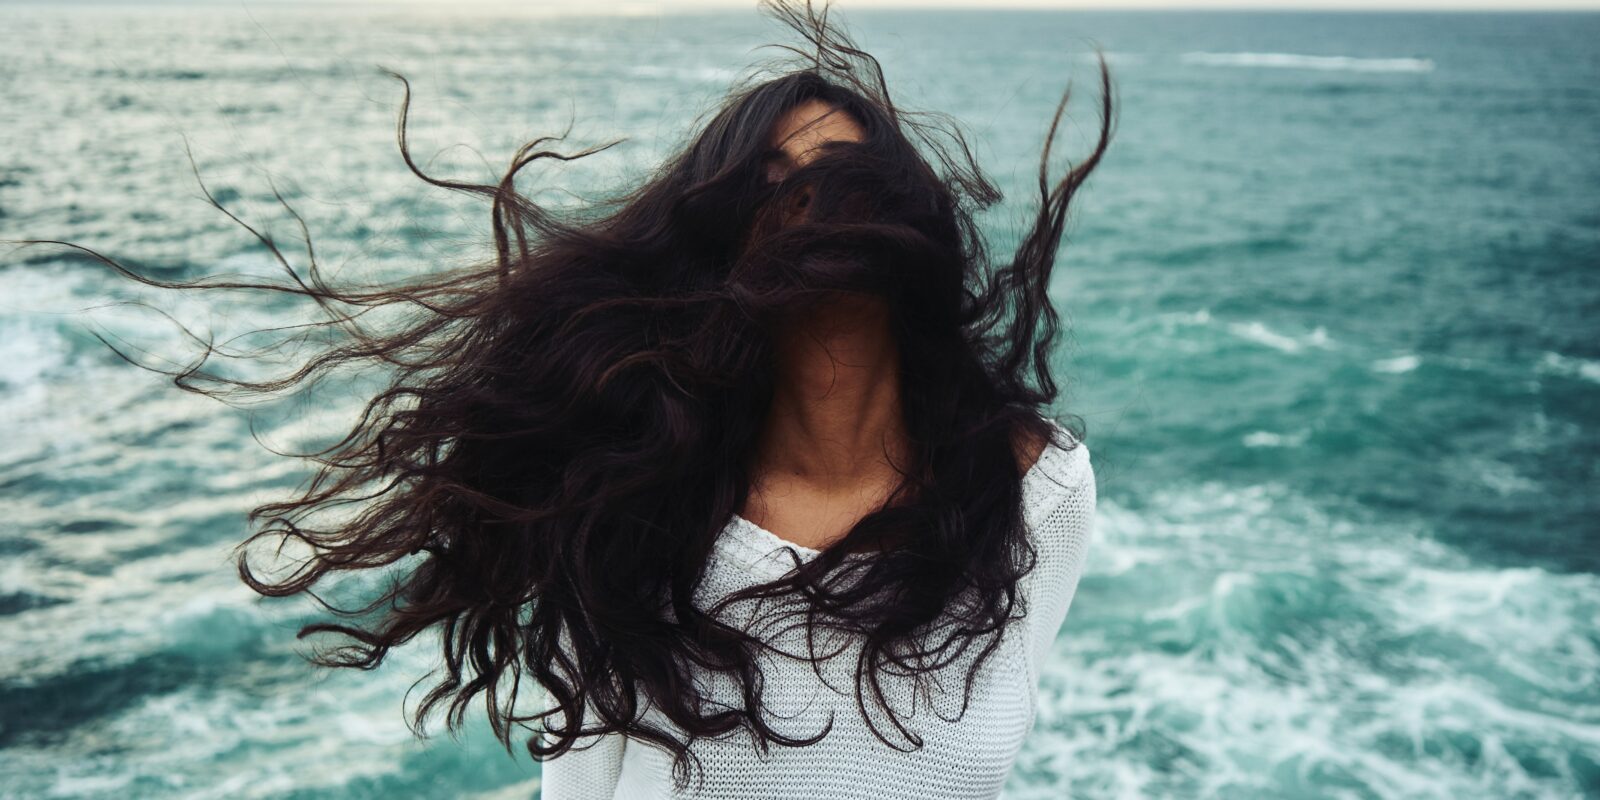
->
[[539, 420, 1097, 799]]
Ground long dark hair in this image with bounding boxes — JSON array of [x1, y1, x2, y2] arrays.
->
[[11, 0, 1114, 789]]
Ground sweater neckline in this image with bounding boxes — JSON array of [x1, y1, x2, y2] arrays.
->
[[716, 420, 1076, 576]]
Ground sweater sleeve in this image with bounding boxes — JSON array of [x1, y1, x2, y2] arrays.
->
[[537, 627, 628, 800], [538, 721, 626, 799], [1021, 437, 1098, 684]]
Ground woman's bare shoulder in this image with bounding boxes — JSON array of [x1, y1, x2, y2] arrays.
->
[[1013, 415, 1087, 473], [1013, 421, 1052, 475]]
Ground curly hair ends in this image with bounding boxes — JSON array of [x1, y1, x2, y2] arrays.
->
[[8, 0, 1115, 790]]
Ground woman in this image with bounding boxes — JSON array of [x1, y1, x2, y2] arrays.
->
[[21, 1, 1113, 796]]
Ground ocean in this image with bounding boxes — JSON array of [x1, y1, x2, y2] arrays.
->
[[1, 4, 1597, 798]]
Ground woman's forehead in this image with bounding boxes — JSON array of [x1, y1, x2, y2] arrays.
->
[[767, 99, 866, 167]]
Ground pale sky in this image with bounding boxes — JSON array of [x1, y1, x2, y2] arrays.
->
[[25, 0, 1598, 11], [79, 0, 1600, 9], [341, 0, 1600, 9], [611, 0, 1600, 7]]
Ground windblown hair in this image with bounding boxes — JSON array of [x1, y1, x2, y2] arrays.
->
[[15, 0, 1114, 789]]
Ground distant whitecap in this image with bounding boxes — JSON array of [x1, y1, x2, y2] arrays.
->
[[1226, 320, 1336, 354], [1181, 51, 1436, 73], [1372, 354, 1421, 374], [1538, 351, 1600, 384], [1242, 430, 1310, 448]]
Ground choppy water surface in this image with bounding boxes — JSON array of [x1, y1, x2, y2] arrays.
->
[[2, 6, 1598, 799]]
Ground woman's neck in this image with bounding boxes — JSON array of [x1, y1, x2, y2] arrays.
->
[[753, 293, 910, 493]]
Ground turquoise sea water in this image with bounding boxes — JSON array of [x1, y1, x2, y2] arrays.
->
[[2, 5, 1597, 798]]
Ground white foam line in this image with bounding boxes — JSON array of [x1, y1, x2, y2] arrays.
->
[[1182, 52, 1436, 73]]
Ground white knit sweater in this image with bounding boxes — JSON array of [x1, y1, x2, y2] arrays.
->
[[539, 421, 1097, 799]]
